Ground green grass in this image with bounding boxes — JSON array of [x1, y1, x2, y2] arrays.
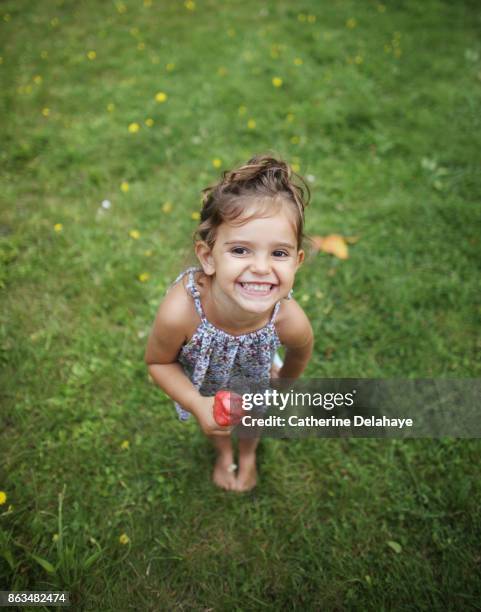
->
[[1, 0, 481, 609]]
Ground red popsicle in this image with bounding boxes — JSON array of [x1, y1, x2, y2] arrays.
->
[[213, 390, 244, 426]]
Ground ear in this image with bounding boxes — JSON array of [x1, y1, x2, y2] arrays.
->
[[296, 249, 305, 270], [195, 241, 215, 275]]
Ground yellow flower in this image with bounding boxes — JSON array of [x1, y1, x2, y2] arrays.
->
[[191, 211, 200, 221], [129, 230, 140, 239], [184, 0, 195, 10], [162, 201, 172, 213], [144, 249, 153, 257], [139, 272, 150, 282], [292, 163, 300, 172], [107, 103, 115, 112], [54, 223, 63, 232], [137, 42, 145, 51], [33, 75, 43, 85], [301, 294, 310, 302], [116, 2, 127, 14], [120, 440, 130, 450], [307, 15, 316, 23], [0, 491, 7, 505], [166, 62, 175, 71], [346, 18, 357, 29], [42, 108, 50, 117], [297, 13, 306, 22], [217, 66, 228, 77], [355, 55, 363, 64], [272, 77, 283, 88], [87, 50, 96, 60], [293, 58, 303, 66], [155, 91, 167, 103], [290, 135, 300, 144], [212, 158, 222, 168], [145, 118, 154, 127], [52, 533, 59, 542], [120, 181, 130, 193], [247, 119, 256, 129], [128, 122, 140, 133], [119, 533, 130, 545], [286, 113, 295, 122], [238, 105, 247, 116]]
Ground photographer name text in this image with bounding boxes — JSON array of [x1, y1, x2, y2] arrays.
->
[[241, 415, 414, 429]]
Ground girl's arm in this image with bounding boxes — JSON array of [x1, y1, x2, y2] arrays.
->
[[145, 283, 231, 436], [275, 299, 314, 379]]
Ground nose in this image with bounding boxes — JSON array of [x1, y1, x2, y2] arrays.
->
[[250, 253, 271, 275]]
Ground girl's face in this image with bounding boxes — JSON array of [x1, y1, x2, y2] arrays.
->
[[196, 206, 304, 317]]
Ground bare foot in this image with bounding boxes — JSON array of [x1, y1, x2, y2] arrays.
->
[[212, 455, 237, 491], [234, 455, 257, 492]]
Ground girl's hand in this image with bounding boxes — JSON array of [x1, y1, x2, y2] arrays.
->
[[192, 395, 233, 437]]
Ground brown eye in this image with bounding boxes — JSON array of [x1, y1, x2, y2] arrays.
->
[[231, 247, 248, 255]]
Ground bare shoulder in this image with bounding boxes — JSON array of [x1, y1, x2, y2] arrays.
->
[[275, 297, 313, 350], [161, 277, 195, 321], [144, 277, 197, 364]]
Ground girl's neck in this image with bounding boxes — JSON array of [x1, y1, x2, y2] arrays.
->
[[202, 276, 272, 334]]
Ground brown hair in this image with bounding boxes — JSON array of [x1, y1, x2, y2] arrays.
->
[[194, 153, 310, 250]]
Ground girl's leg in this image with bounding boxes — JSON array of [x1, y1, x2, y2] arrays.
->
[[208, 434, 237, 490], [234, 434, 260, 492]]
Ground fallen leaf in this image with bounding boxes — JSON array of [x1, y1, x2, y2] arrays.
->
[[311, 234, 349, 259], [387, 540, 402, 554]]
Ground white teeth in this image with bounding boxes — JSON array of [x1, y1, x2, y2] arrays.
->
[[240, 282, 272, 292]]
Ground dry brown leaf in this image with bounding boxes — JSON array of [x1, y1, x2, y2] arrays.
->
[[311, 234, 349, 260]]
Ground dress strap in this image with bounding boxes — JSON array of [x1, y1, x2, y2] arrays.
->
[[185, 267, 206, 320], [269, 289, 293, 324], [166, 266, 206, 320], [167, 266, 197, 293], [269, 301, 282, 324]]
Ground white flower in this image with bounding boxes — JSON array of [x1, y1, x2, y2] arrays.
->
[[101, 200, 112, 209], [306, 174, 315, 183]]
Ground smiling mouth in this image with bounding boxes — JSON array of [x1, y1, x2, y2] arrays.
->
[[236, 281, 277, 297]]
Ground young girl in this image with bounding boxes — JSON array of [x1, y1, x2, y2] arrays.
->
[[145, 154, 313, 492]]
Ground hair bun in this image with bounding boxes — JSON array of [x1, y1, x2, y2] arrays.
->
[[223, 154, 291, 188]]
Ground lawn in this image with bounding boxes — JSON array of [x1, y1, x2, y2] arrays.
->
[[1, 0, 480, 609]]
